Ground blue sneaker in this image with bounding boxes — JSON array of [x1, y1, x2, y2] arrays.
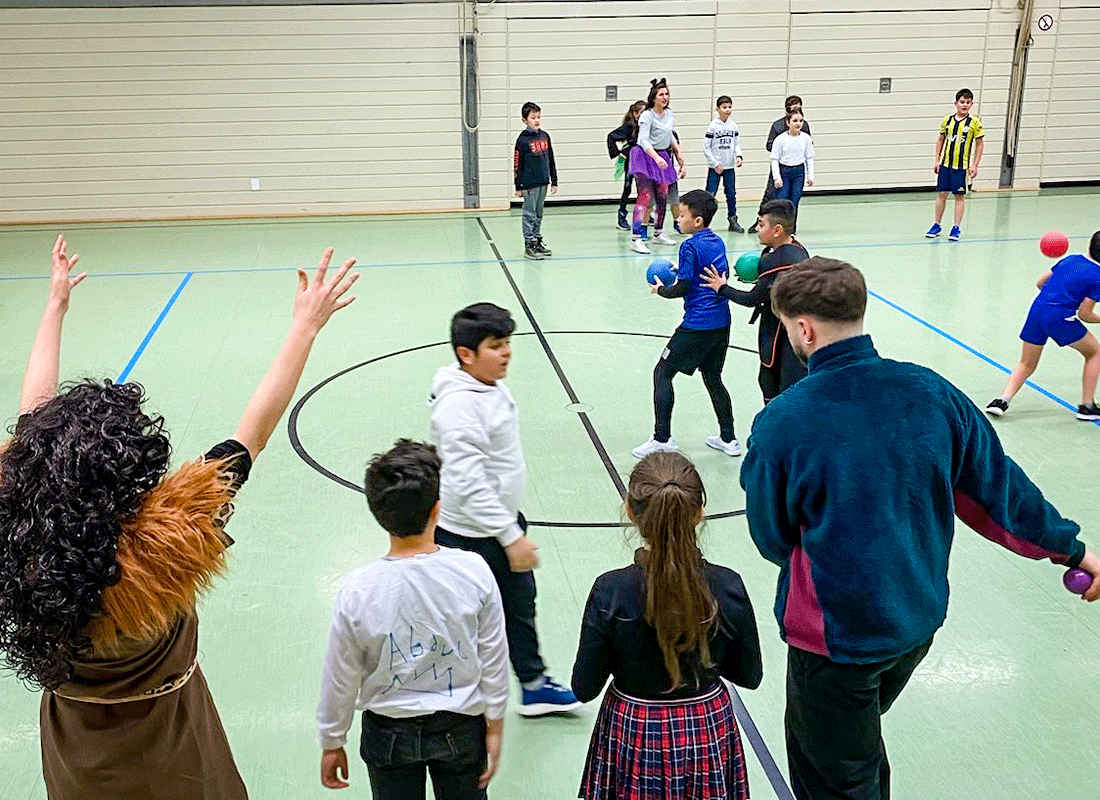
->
[[519, 677, 581, 717], [949, 226, 961, 241], [925, 223, 942, 238]]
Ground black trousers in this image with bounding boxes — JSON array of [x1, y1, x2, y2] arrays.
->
[[360, 710, 487, 800], [618, 172, 634, 214], [435, 526, 546, 684], [757, 170, 779, 217], [785, 638, 933, 800]]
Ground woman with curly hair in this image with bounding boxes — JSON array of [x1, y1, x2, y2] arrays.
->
[[0, 236, 359, 800]]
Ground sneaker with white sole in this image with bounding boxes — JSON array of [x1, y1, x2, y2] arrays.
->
[[519, 677, 581, 717], [630, 237, 651, 254], [1076, 403, 1100, 421], [925, 223, 942, 238], [705, 435, 742, 456], [631, 437, 678, 458], [985, 398, 1009, 417], [653, 232, 677, 245], [948, 226, 961, 241]]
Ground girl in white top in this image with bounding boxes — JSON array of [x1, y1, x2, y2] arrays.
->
[[770, 109, 816, 218], [627, 78, 686, 254]]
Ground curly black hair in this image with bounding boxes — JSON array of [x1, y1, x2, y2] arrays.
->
[[0, 380, 171, 689]]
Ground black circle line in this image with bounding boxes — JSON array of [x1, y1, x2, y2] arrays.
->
[[287, 330, 752, 529]]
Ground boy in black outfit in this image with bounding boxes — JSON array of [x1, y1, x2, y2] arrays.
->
[[514, 102, 558, 260], [748, 96, 811, 234], [703, 199, 810, 403]]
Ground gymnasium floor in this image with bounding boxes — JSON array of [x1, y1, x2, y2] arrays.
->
[[0, 188, 1098, 800]]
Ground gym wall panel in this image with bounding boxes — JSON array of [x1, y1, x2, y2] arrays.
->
[[0, 4, 464, 223], [1040, 4, 1100, 182]]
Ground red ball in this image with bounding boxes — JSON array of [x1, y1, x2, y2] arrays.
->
[[1040, 231, 1069, 259]]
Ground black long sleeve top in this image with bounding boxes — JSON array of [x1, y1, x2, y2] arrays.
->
[[720, 240, 809, 362], [571, 549, 763, 702], [514, 128, 558, 190], [607, 121, 637, 160]]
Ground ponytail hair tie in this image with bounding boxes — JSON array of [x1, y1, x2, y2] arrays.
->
[[661, 480, 679, 489]]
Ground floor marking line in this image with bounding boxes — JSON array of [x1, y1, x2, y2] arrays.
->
[[117, 272, 192, 383], [476, 217, 627, 498]]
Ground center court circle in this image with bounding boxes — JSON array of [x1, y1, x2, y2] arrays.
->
[[287, 330, 754, 528]]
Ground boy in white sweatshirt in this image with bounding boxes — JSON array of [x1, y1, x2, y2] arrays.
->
[[428, 303, 580, 717], [704, 95, 745, 233], [316, 440, 509, 799]]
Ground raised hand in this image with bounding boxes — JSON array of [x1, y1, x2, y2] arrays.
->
[[293, 247, 360, 335], [49, 234, 86, 310]]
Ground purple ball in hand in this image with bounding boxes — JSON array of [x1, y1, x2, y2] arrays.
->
[[1063, 568, 1093, 595]]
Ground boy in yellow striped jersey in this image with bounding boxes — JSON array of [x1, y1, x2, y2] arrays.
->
[[926, 89, 984, 242]]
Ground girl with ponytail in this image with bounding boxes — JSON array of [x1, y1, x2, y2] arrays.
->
[[571, 451, 762, 800]]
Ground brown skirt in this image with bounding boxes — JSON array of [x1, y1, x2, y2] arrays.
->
[[40, 664, 247, 800]]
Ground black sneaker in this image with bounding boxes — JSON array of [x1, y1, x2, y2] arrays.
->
[[747, 221, 760, 234], [729, 217, 745, 234], [524, 242, 544, 260], [616, 211, 630, 231], [1076, 403, 1100, 420], [985, 398, 1009, 417], [535, 238, 552, 257]]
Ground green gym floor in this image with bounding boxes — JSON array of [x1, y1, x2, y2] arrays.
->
[[1, 189, 1098, 800]]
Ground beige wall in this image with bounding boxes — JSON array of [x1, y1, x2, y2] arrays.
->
[[0, 0, 1095, 224]]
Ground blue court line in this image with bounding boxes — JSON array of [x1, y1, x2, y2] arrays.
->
[[117, 272, 192, 383], [0, 232, 1092, 284], [868, 289, 1100, 426]]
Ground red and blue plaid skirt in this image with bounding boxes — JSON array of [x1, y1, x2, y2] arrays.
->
[[579, 682, 749, 800]]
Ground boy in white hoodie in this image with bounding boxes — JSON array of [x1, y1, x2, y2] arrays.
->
[[429, 303, 580, 717]]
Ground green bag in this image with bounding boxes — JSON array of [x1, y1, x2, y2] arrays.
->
[[614, 155, 626, 181]]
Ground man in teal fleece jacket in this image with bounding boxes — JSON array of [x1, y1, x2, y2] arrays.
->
[[740, 256, 1099, 800]]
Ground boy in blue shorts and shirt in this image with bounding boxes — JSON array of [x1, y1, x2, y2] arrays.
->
[[986, 230, 1100, 420], [633, 189, 739, 458], [926, 88, 984, 242]]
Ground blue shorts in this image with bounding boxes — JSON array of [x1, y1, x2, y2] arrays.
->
[[1020, 300, 1088, 347], [936, 167, 968, 195]]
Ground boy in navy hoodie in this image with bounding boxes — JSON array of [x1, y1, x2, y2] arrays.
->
[[633, 189, 739, 459], [514, 102, 558, 261]]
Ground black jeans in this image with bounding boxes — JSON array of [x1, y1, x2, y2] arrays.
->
[[785, 639, 933, 800], [360, 710, 487, 800], [435, 525, 546, 683]]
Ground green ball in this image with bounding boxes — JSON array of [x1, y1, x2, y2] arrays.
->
[[734, 251, 761, 283]]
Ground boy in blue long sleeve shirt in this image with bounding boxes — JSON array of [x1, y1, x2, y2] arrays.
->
[[740, 256, 1099, 800], [633, 190, 739, 459]]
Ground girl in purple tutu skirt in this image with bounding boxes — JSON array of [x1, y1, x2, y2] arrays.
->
[[629, 78, 687, 255]]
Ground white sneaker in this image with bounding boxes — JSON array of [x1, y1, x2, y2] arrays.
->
[[630, 237, 651, 254], [631, 437, 678, 458], [705, 436, 742, 457], [653, 232, 677, 245]]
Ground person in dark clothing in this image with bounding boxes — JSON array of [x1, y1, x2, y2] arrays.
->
[[741, 256, 1100, 800], [748, 95, 812, 234], [608, 101, 646, 232], [514, 101, 558, 260], [572, 451, 762, 800], [702, 199, 809, 402]]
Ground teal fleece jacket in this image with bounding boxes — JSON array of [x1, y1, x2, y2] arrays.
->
[[740, 335, 1084, 663]]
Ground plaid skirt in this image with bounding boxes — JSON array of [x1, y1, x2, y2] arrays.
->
[[579, 682, 749, 800]]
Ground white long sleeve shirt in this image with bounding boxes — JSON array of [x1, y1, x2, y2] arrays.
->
[[770, 132, 815, 183], [429, 364, 526, 546], [638, 107, 675, 152], [316, 547, 510, 750], [703, 118, 742, 169]]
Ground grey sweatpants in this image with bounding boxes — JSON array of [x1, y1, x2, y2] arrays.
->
[[521, 184, 548, 242]]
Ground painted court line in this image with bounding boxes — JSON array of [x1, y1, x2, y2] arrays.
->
[[117, 272, 193, 383], [1, 231, 1092, 284], [868, 289, 1100, 427]]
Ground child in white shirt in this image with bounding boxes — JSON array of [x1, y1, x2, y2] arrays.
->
[[316, 440, 509, 799], [770, 109, 815, 219], [704, 95, 745, 232]]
